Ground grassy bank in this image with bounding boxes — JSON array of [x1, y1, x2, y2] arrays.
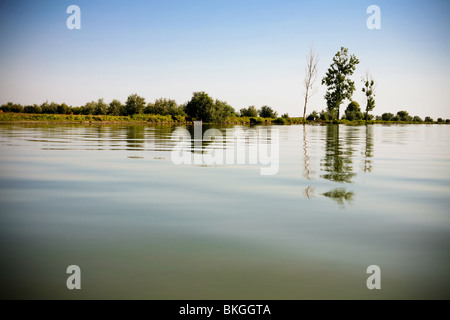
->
[[0, 113, 182, 124], [0, 113, 276, 125], [0, 112, 447, 125]]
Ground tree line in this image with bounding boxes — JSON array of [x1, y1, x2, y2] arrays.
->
[[0, 46, 448, 123], [0, 92, 281, 123], [1, 94, 446, 124], [305, 103, 444, 123]]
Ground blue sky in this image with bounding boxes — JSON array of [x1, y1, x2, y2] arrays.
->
[[0, 0, 449, 118]]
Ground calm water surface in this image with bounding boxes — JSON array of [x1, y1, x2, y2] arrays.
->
[[0, 124, 449, 299]]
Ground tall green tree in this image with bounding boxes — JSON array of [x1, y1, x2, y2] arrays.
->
[[184, 91, 216, 122], [157, 98, 178, 115], [362, 72, 376, 122], [146, 98, 185, 116], [259, 105, 277, 118], [184, 92, 236, 122], [24, 104, 42, 114], [41, 101, 59, 114], [95, 98, 108, 115], [382, 113, 394, 121], [108, 99, 124, 116], [82, 101, 96, 115], [397, 110, 412, 122], [214, 99, 235, 120], [240, 106, 259, 117], [125, 94, 146, 115], [321, 47, 360, 120], [57, 103, 71, 114]]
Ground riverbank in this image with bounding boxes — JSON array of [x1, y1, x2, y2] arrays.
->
[[0, 112, 447, 125]]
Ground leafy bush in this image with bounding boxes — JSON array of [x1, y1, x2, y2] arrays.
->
[[41, 102, 59, 114], [145, 98, 185, 116], [344, 101, 363, 121], [94, 99, 108, 115], [396, 110, 412, 122], [382, 113, 394, 121], [240, 106, 259, 117], [108, 99, 124, 116], [259, 106, 277, 118], [184, 91, 236, 123], [125, 94, 146, 115], [307, 111, 319, 121], [81, 101, 96, 115], [23, 105, 42, 114], [273, 117, 289, 124]]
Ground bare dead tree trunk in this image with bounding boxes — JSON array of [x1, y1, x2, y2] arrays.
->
[[303, 46, 318, 121]]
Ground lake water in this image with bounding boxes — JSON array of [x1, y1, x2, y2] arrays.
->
[[0, 124, 449, 299]]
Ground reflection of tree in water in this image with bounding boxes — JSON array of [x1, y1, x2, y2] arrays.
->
[[95, 126, 106, 150], [322, 188, 354, 207], [321, 125, 355, 207], [152, 125, 177, 151], [182, 124, 223, 159], [363, 125, 373, 173], [108, 125, 123, 150], [321, 125, 355, 183], [302, 125, 316, 198], [126, 126, 145, 150], [303, 185, 316, 199], [303, 125, 312, 180]]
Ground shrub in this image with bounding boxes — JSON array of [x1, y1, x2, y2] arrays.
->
[[108, 99, 124, 116], [184, 92, 236, 123], [71, 107, 82, 115], [57, 103, 71, 115], [145, 98, 185, 116], [273, 117, 289, 124], [259, 106, 277, 118], [125, 94, 146, 115], [307, 111, 319, 121], [344, 101, 363, 121], [240, 106, 258, 117], [397, 110, 412, 122], [95, 99, 108, 115], [81, 101, 96, 115], [1, 102, 24, 113], [382, 113, 394, 121], [23, 104, 42, 114], [41, 102, 58, 114]]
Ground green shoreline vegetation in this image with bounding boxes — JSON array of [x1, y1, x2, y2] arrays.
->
[[1, 47, 449, 126], [1, 110, 447, 125], [0, 93, 448, 125]]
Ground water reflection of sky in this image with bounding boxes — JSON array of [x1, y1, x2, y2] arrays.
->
[[0, 124, 449, 299]]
